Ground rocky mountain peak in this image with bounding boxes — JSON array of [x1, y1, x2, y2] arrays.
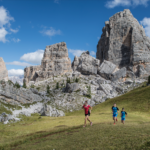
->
[[24, 42, 72, 84], [97, 9, 150, 76]]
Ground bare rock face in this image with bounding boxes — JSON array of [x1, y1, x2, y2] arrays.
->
[[97, 9, 150, 76], [72, 51, 100, 75], [24, 66, 41, 84], [0, 58, 8, 81], [24, 42, 72, 84]]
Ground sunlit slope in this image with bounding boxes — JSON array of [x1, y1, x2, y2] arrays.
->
[[1, 84, 150, 150], [67, 84, 150, 116]]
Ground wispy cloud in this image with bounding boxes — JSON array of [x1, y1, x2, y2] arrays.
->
[[20, 50, 44, 64], [141, 17, 150, 37], [90, 51, 96, 56], [10, 28, 19, 33], [105, 0, 150, 8], [69, 49, 96, 57], [12, 38, 21, 42], [69, 49, 85, 57], [6, 61, 31, 67], [40, 27, 61, 37]]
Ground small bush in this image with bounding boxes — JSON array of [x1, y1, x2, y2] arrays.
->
[[23, 82, 27, 88], [31, 84, 35, 88], [75, 78, 79, 83], [56, 82, 59, 89], [36, 87, 40, 91], [14, 82, 21, 89], [87, 85, 91, 98], [67, 77, 70, 83], [47, 85, 50, 94], [8, 80, 14, 85]]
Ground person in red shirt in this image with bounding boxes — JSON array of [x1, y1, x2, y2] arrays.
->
[[82, 101, 93, 127]]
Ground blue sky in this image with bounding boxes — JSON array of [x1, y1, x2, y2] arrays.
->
[[0, 0, 150, 76]]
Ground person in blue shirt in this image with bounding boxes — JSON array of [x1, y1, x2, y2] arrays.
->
[[121, 108, 127, 124], [112, 103, 119, 124]]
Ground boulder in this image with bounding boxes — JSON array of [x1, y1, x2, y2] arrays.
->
[[99, 84, 118, 98], [72, 71, 81, 77], [65, 83, 80, 93], [0, 58, 8, 81], [93, 96, 106, 104], [72, 51, 100, 75], [98, 60, 117, 80], [125, 79, 133, 84], [127, 71, 136, 79], [138, 65, 148, 77], [111, 67, 126, 81], [40, 104, 65, 117]]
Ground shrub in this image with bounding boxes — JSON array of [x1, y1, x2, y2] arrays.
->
[[23, 82, 27, 88], [75, 78, 79, 83], [14, 82, 21, 89], [47, 85, 50, 94], [56, 82, 59, 89], [31, 84, 35, 88], [87, 85, 91, 98], [8, 80, 13, 85], [36, 87, 40, 91], [67, 77, 70, 83]]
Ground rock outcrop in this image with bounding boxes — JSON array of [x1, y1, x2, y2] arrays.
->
[[97, 9, 150, 76], [65, 83, 80, 93], [72, 51, 100, 75], [0, 81, 43, 104], [0, 58, 8, 81], [24, 42, 72, 84]]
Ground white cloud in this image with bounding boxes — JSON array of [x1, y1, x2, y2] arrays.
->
[[20, 50, 44, 64], [91, 51, 96, 56], [0, 27, 8, 42], [132, 0, 150, 6], [141, 17, 150, 37], [0, 6, 19, 43], [69, 49, 96, 57], [8, 69, 24, 76], [10, 28, 19, 33], [54, 0, 59, 4], [0, 6, 14, 27], [69, 49, 85, 57], [12, 38, 20, 42], [6, 61, 31, 67], [106, 0, 150, 8], [40, 27, 61, 37]]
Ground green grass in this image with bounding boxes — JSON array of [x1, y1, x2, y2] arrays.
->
[[1, 85, 150, 149]]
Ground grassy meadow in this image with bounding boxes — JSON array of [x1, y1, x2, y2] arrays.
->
[[1, 85, 150, 149]]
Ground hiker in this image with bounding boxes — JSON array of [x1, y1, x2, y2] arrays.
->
[[82, 101, 92, 127], [112, 103, 119, 124], [121, 108, 127, 124]]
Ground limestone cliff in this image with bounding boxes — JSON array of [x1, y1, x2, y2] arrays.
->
[[97, 9, 150, 76], [24, 42, 72, 84], [0, 57, 8, 81]]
